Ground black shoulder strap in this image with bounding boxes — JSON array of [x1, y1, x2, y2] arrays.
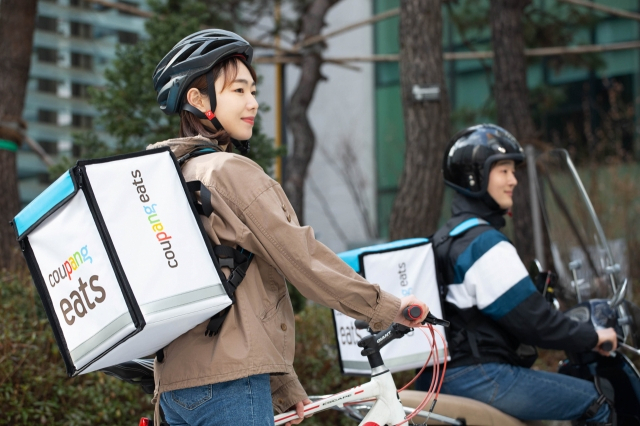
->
[[177, 147, 217, 165], [205, 246, 254, 337], [178, 146, 255, 338], [432, 216, 491, 360], [432, 217, 489, 292]]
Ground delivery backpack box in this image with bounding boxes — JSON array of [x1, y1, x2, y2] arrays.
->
[[11, 147, 233, 377], [333, 218, 488, 376]]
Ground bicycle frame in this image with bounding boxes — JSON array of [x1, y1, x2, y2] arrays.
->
[[274, 365, 406, 426], [101, 309, 451, 426], [275, 315, 450, 426]]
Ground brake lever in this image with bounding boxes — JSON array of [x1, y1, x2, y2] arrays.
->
[[424, 311, 450, 327]]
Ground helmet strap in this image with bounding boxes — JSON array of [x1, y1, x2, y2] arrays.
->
[[181, 72, 224, 131], [205, 71, 224, 131]]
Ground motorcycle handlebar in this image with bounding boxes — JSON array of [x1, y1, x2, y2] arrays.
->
[[600, 341, 613, 352]]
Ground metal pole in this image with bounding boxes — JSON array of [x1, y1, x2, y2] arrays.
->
[[526, 145, 545, 269]]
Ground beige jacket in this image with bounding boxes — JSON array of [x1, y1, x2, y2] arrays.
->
[[149, 137, 401, 413]]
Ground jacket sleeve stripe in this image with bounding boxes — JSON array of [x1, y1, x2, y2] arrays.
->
[[481, 276, 538, 320], [446, 239, 531, 310], [453, 230, 509, 284], [467, 240, 531, 309]]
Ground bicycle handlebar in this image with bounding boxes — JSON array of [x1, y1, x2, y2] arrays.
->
[[402, 305, 450, 327]]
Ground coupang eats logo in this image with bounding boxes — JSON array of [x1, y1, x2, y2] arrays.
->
[[131, 169, 179, 268], [48, 245, 92, 286], [48, 246, 107, 326]]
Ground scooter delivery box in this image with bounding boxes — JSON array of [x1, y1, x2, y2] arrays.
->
[[334, 239, 449, 375], [11, 147, 229, 377]]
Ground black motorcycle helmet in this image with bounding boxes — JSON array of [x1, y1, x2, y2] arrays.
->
[[153, 29, 253, 154], [443, 124, 525, 198]]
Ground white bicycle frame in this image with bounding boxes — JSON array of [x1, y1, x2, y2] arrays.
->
[[274, 314, 458, 426], [274, 365, 406, 426]]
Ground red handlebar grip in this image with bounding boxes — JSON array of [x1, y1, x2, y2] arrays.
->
[[403, 305, 423, 320]]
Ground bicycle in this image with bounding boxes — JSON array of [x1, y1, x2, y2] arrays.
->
[[102, 306, 461, 426]]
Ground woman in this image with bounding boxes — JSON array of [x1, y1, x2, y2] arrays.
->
[[149, 29, 429, 426], [415, 124, 618, 425]]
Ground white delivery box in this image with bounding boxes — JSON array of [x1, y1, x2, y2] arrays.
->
[[12, 148, 229, 376], [335, 239, 449, 375]]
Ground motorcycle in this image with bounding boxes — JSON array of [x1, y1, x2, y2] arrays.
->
[[532, 149, 640, 425], [101, 149, 640, 425]]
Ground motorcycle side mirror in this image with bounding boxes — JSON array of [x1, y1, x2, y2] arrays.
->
[[608, 278, 628, 309], [529, 259, 542, 281]]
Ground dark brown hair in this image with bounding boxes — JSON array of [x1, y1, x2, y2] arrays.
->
[[179, 57, 258, 151]]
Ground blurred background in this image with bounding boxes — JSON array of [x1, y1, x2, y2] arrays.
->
[[1, 0, 639, 424]]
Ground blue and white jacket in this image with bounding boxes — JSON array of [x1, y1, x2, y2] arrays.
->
[[435, 193, 598, 368]]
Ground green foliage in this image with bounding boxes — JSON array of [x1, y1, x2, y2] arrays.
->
[[450, 100, 496, 133], [53, 0, 282, 178], [523, 2, 605, 71], [90, 0, 209, 150], [0, 269, 154, 425], [446, 0, 605, 136], [2, 266, 417, 425], [287, 281, 307, 314], [445, 0, 602, 69]]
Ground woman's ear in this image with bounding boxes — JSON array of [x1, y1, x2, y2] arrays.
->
[[186, 88, 209, 112]]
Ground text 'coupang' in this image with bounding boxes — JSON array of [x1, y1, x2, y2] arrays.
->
[[131, 169, 179, 268]]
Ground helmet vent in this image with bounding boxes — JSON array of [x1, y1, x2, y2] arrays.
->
[[202, 40, 227, 54], [176, 45, 199, 62]]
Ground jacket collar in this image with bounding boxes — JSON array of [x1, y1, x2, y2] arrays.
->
[[147, 136, 224, 159], [451, 192, 507, 229]]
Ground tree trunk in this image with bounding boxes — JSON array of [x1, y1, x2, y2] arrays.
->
[[490, 0, 537, 265], [389, 0, 450, 240], [0, 0, 38, 270], [284, 0, 340, 222]]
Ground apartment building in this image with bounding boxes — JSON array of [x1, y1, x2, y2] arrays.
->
[[18, 0, 148, 203]]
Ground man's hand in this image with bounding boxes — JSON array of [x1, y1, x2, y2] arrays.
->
[[394, 295, 429, 327], [595, 327, 618, 356], [284, 398, 312, 426]]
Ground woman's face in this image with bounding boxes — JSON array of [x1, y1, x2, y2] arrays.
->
[[195, 61, 259, 141], [487, 159, 517, 209]]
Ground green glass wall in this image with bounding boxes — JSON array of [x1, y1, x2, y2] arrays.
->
[[373, 0, 640, 238]]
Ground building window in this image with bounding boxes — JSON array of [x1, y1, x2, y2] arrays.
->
[[36, 16, 58, 32], [37, 78, 58, 94], [38, 109, 58, 125], [39, 140, 58, 155], [72, 113, 93, 129], [71, 82, 92, 99], [117, 1, 139, 16], [70, 21, 92, 39], [69, 0, 92, 9], [36, 47, 58, 64], [70, 52, 93, 70], [118, 30, 139, 45]]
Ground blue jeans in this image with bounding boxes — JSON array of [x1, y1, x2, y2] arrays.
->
[[415, 363, 610, 422], [160, 374, 274, 426]]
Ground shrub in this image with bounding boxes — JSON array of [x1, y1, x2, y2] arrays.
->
[[0, 268, 154, 426]]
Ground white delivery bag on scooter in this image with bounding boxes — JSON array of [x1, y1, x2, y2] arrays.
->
[[334, 239, 449, 375], [12, 147, 229, 377]]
